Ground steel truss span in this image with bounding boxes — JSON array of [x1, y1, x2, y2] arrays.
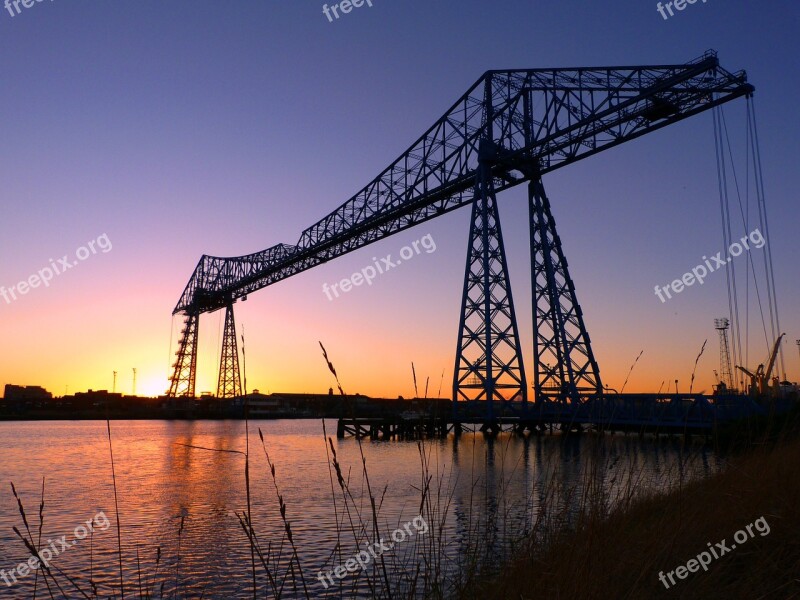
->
[[168, 51, 753, 403]]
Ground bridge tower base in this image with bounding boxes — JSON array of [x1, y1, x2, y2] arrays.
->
[[528, 178, 603, 404], [168, 311, 199, 398], [453, 163, 528, 419], [217, 303, 243, 398]]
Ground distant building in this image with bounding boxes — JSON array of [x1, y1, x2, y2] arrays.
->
[[70, 389, 123, 410], [245, 392, 282, 417], [3, 384, 52, 400]]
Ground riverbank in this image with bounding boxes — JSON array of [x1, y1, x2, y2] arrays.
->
[[465, 414, 800, 599]]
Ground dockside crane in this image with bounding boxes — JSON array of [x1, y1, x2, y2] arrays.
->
[[736, 334, 785, 397]]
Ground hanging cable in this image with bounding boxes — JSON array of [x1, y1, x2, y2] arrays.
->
[[749, 96, 786, 380], [744, 98, 751, 371], [718, 108, 742, 371], [713, 98, 783, 390], [720, 107, 772, 361], [713, 106, 744, 386]]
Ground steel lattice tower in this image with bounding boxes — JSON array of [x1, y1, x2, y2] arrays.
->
[[169, 312, 199, 398], [715, 318, 734, 391], [528, 179, 603, 403], [217, 304, 243, 398], [453, 159, 527, 416]]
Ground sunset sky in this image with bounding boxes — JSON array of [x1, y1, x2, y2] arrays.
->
[[0, 0, 798, 399]]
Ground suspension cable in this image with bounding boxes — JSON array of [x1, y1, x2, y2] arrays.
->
[[749, 96, 785, 380], [720, 107, 771, 359], [713, 99, 783, 387], [713, 106, 744, 385], [745, 99, 751, 371]]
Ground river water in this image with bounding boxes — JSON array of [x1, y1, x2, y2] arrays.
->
[[0, 420, 724, 598]]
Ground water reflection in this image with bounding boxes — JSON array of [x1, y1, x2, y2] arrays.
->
[[0, 421, 722, 598]]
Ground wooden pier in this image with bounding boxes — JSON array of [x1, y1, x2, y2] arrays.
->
[[335, 393, 792, 440]]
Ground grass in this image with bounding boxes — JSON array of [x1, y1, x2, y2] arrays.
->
[[463, 413, 800, 599]]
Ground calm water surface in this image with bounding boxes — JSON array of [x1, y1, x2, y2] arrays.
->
[[0, 420, 724, 598]]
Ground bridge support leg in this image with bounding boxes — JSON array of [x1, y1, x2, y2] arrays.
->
[[168, 311, 200, 398], [217, 303, 243, 398], [453, 163, 527, 421], [528, 178, 603, 405]]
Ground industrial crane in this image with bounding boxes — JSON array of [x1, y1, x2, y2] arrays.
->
[[736, 334, 785, 397]]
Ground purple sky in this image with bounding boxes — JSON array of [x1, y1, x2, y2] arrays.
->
[[0, 0, 798, 397]]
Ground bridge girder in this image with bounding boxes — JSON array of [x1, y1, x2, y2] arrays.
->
[[173, 51, 753, 316]]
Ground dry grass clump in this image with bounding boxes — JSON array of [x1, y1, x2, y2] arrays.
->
[[463, 428, 800, 599]]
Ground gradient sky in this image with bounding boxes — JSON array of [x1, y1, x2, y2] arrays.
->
[[0, 0, 798, 399]]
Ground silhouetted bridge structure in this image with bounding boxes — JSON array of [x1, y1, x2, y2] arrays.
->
[[336, 392, 773, 438], [167, 51, 769, 433]]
